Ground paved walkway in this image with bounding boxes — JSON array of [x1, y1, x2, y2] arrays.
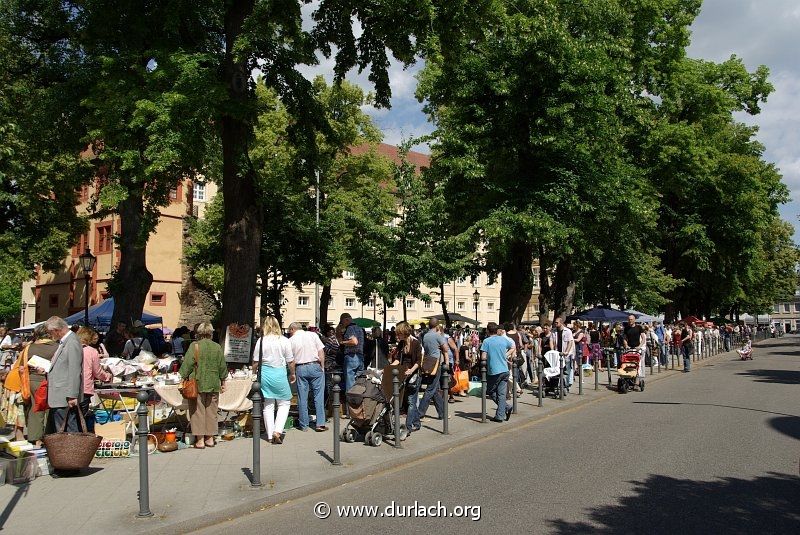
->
[[0, 346, 738, 534]]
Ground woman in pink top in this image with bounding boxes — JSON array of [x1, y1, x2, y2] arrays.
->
[[77, 327, 112, 432]]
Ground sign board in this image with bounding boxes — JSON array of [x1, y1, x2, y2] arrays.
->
[[224, 324, 252, 364]]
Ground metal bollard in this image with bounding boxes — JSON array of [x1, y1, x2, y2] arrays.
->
[[480, 359, 487, 423], [577, 352, 583, 395], [332, 375, 342, 465], [136, 390, 153, 517], [511, 360, 518, 413], [594, 357, 599, 391], [649, 350, 654, 376], [392, 368, 402, 448], [441, 364, 450, 435], [671, 344, 675, 370], [537, 359, 544, 408], [605, 349, 613, 386], [250, 381, 264, 487], [558, 355, 565, 400]]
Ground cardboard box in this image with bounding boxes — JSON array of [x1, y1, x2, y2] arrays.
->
[[94, 421, 128, 442]]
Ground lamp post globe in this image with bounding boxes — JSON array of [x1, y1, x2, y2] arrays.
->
[[472, 289, 480, 326]]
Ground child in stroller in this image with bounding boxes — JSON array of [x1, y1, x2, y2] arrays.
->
[[737, 339, 753, 360], [341, 365, 408, 447], [617, 350, 645, 393]]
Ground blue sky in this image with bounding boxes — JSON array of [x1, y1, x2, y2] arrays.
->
[[301, 0, 799, 240]]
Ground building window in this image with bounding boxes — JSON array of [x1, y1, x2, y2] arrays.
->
[[456, 277, 467, 286], [48, 294, 59, 308], [532, 303, 540, 314], [343, 271, 355, 279], [773, 304, 780, 312], [472, 274, 481, 287], [424, 300, 434, 310], [532, 268, 540, 289], [783, 303, 790, 313], [298, 295, 309, 307], [71, 232, 90, 257], [327, 296, 335, 309], [386, 299, 397, 310], [193, 182, 206, 201], [405, 299, 416, 310], [169, 183, 182, 202], [443, 300, 450, 310], [486, 278, 496, 288], [345, 297, 356, 309], [457, 301, 466, 311], [149, 292, 166, 307], [96, 223, 113, 254], [487, 302, 495, 311], [794, 303, 800, 313]]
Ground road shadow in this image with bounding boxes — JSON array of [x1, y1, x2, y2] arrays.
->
[[316, 450, 334, 463], [633, 401, 798, 418], [769, 416, 800, 441], [736, 369, 800, 384], [0, 482, 30, 530], [547, 472, 800, 534]]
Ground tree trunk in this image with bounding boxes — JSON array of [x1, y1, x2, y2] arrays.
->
[[499, 240, 534, 325], [179, 218, 220, 329], [110, 193, 153, 329], [403, 298, 407, 323], [538, 245, 551, 323], [258, 273, 270, 327], [319, 284, 331, 329], [439, 283, 451, 329], [550, 257, 577, 320], [220, 0, 260, 339]]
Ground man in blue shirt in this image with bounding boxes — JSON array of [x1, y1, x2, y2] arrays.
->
[[416, 318, 448, 427], [338, 313, 365, 401], [480, 322, 514, 422], [654, 322, 666, 367]]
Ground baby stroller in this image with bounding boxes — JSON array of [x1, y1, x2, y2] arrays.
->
[[341, 365, 408, 447], [540, 350, 569, 398], [617, 350, 644, 394], [737, 339, 753, 360]]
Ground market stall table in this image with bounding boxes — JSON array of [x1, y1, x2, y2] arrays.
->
[[153, 377, 255, 433], [94, 385, 155, 438]]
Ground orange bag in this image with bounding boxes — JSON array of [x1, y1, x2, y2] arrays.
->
[[3, 346, 31, 401], [449, 364, 470, 393]]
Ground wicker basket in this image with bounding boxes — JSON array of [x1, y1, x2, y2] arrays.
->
[[43, 407, 102, 471]]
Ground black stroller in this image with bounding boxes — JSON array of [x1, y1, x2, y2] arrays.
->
[[540, 350, 569, 398], [341, 365, 408, 447]]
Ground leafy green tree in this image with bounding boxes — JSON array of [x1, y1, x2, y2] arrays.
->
[[0, 3, 90, 292], [642, 56, 792, 320], [418, 0, 699, 322]]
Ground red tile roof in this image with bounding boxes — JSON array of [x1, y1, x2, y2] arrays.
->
[[349, 143, 430, 172]]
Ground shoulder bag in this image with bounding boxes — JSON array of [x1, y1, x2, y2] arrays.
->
[[179, 343, 199, 399], [3, 346, 31, 400]]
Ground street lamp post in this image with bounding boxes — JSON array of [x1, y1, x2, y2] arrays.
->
[[473, 289, 480, 326], [79, 247, 96, 326]]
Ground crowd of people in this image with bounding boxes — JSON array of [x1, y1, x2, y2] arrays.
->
[[0, 312, 755, 472]]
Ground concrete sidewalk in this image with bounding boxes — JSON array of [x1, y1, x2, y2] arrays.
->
[[0, 348, 732, 534]]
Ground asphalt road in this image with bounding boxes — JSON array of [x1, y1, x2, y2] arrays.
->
[[193, 337, 800, 534]]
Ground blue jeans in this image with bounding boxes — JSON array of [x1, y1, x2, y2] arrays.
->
[[658, 342, 667, 366], [486, 372, 509, 420], [417, 365, 444, 421], [565, 354, 574, 387], [682, 345, 692, 371], [295, 362, 326, 429], [343, 353, 364, 394], [405, 375, 422, 430]]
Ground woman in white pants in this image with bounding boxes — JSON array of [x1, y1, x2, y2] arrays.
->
[[252, 316, 295, 444]]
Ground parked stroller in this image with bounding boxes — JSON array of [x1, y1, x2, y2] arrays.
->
[[540, 350, 569, 398], [341, 366, 408, 447], [737, 339, 753, 360], [617, 350, 644, 394]]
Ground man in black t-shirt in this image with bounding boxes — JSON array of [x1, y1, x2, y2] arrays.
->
[[623, 315, 645, 350], [623, 314, 646, 376]]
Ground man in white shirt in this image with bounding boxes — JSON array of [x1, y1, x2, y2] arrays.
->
[[288, 322, 327, 432], [550, 318, 575, 389]]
